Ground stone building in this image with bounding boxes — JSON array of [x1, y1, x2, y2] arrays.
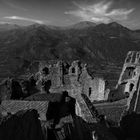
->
[[109, 51, 140, 113], [117, 51, 140, 94], [35, 60, 106, 102]]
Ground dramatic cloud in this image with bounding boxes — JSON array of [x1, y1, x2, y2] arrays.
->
[[3, 16, 47, 24], [65, 1, 134, 23]]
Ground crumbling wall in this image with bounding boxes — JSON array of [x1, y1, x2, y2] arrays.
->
[[124, 51, 140, 64], [35, 61, 64, 93], [34, 60, 106, 101], [108, 51, 140, 116], [79, 65, 105, 102], [113, 51, 140, 102]]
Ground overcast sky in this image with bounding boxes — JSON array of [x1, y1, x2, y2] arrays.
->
[[0, 0, 139, 29]]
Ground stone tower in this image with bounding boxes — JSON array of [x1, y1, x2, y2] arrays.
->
[[117, 51, 140, 93], [116, 51, 140, 112]]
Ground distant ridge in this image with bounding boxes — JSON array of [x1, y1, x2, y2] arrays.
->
[[0, 23, 20, 31], [66, 21, 97, 29], [0, 21, 139, 87]]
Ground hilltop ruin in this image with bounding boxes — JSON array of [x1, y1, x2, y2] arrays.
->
[[35, 60, 106, 102], [1, 52, 140, 140]]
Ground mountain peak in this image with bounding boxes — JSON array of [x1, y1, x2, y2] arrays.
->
[[0, 23, 20, 31], [68, 21, 97, 29], [29, 23, 46, 28], [108, 22, 124, 28]]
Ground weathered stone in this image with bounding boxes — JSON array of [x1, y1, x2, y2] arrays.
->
[[108, 51, 140, 115], [36, 60, 106, 102]]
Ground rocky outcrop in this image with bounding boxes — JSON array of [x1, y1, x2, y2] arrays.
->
[[0, 109, 44, 140]]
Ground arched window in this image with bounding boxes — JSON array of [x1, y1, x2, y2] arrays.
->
[[133, 71, 136, 76], [129, 83, 134, 92]]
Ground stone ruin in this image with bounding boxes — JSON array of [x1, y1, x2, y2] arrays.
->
[[35, 60, 106, 102], [2, 53, 140, 118], [0, 60, 107, 124], [109, 51, 140, 113], [1, 53, 140, 140], [0, 60, 106, 103], [35, 61, 105, 102]]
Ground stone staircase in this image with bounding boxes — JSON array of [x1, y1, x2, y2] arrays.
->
[[75, 93, 98, 123]]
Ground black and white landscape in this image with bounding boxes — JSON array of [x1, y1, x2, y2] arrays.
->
[[0, 0, 140, 140]]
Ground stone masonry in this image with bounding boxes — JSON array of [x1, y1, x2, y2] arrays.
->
[[35, 60, 106, 102], [110, 51, 140, 113]]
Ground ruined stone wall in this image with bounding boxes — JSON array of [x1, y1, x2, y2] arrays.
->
[[118, 51, 140, 85], [79, 67, 93, 99], [35, 60, 106, 101], [35, 61, 64, 92], [96, 78, 105, 100], [79, 65, 105, 102], [125, 51, 140, 64], [63, 75, 71, 86], [83, 78, 105, 102], [116, 51, 140, 102], [109, 51, 140, 113]]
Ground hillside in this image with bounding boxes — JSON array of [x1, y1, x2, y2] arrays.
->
[[0, 21, 140, 87]]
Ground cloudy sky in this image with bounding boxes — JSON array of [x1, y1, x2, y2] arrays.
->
[[0, 0, 139, 29]]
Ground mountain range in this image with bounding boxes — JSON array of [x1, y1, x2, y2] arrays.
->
[[0, 21, 140, 88]]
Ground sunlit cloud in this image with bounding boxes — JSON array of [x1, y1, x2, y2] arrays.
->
[[65, 1, 134, 23], [3, 16, 48, 24]]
